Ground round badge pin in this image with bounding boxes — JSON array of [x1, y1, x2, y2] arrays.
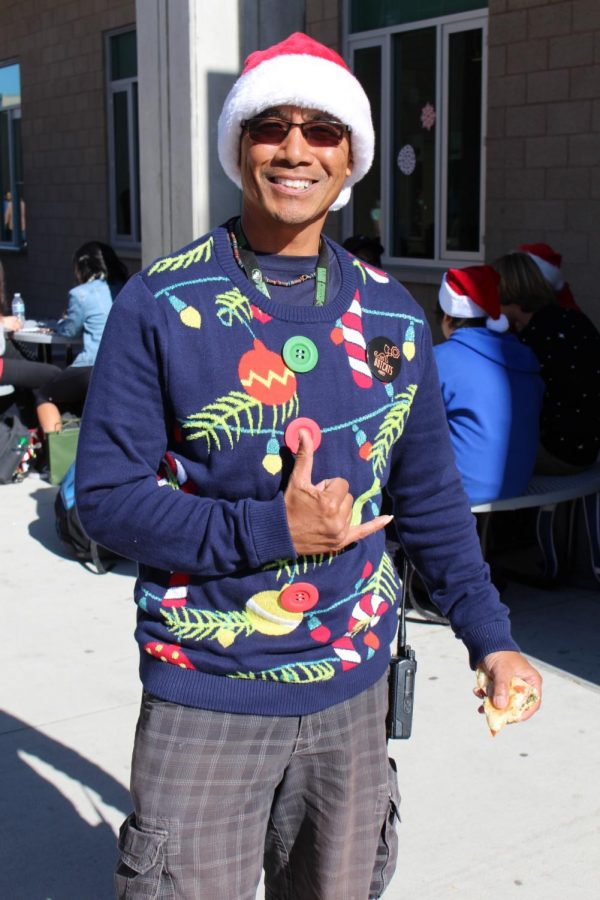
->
[[366, 336, 402, 383]]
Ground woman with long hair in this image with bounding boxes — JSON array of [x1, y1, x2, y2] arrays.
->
[[35, 242, 128, 434]]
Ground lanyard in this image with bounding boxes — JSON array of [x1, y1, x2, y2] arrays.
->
[[231, 218, 329, 306]]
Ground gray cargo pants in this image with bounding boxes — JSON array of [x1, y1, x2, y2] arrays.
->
[[115, 675, 400, 899]]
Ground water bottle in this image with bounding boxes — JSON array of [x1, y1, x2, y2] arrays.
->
[[11, 292, 25, 324]]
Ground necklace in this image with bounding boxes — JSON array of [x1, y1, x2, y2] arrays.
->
[[228, 217, 328, 306]]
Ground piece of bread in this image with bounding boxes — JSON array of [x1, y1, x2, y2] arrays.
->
[[476, 668, 539, 736]]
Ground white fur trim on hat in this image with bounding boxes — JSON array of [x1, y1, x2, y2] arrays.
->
[[486, 314, 509, 333], [439, 273, 487, 320], [526, 253, 563, 290], [439, 265, 510, 334], [217, 37, 374, 211]]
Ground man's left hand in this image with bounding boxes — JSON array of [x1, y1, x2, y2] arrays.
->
[[474, 650, 542, 723]]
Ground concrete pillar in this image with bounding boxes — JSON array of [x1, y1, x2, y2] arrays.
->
[[136, 0, 306, 266], [136, 0, 241, 265]]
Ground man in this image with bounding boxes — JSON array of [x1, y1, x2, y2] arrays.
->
[[77, 32, 541, 900]]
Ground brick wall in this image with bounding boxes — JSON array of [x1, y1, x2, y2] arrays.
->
[[0, 0, 137, 320], [486, 0, 600, 326]]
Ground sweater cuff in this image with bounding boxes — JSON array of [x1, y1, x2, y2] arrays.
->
[[460, 621, 521, 670], [246, 493, 296, 567]]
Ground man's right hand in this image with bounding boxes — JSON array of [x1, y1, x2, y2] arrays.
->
[[283, 428, 392, 556]]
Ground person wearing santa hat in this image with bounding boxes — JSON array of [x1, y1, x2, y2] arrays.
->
[[435, 265, 544, 505], [76, 32, 542, 898], [519, 242, 579, 311], [496, 252, 600, 474]]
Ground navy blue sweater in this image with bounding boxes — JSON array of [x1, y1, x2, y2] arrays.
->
[[76, 226, 519, 715]]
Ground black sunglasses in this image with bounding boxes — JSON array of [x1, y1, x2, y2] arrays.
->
[[242, 116, 351, 148]]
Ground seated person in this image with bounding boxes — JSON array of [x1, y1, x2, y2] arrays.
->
[[434, 265, 544, 505], [519, 242, 578, 311], [342, 234, 384, 268], [36, 242, 125, 434], [496, 251, 600, 474]]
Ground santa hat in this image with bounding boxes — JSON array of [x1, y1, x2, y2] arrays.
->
[[217, 32, 374, 211], [439, 265, 509, 333], [519, 242, 564, 290]]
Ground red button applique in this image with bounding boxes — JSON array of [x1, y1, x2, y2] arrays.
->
[[284, 417, 322, 454], [279, 582, 319, 613]]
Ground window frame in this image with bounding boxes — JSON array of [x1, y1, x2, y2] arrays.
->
[[105, 26, 140, 251], [345, 7, 488, 271], [0, 60, 25, 251]]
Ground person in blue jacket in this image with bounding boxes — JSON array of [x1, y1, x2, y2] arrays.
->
[[434, 264, 544, 505], [35, 241, 127, 434]]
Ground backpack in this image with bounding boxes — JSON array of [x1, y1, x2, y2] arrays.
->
[[0, 414, 31, 484], [54, 462, 122, 573]]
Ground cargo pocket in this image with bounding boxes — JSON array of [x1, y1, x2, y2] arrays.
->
[[114, 813, 175, 899], [369, 757, 401, 899]]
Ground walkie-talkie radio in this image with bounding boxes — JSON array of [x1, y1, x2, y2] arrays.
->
[[386, 557, 417, 740]]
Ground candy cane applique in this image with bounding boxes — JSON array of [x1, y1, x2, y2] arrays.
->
[[340, 291, 373, 389], [163, 572, 190, 608]]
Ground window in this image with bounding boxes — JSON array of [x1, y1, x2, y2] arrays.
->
[[0, 62, 25, 249], [348, 8, 487, 267], [106, 28, 140, 247]]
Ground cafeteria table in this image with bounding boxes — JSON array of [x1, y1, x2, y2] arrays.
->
[[11, 324, 82, 365]]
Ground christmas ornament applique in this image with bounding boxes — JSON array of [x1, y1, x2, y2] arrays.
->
[[181, 340, 299, 473]]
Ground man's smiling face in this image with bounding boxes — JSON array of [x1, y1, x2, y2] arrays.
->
[[239, 105, 352, 240]]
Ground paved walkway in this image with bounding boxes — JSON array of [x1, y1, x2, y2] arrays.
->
[[1, 473, 599, 899]]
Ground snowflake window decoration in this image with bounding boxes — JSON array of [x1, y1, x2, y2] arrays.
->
[[397, 144, 416, 176], [420, 102, 436, 131]]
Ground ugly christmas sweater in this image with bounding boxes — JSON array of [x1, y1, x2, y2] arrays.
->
[[76, 225, 519, 716]]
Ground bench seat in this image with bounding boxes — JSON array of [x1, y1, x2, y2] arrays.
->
[[407, 462, 600, 623]]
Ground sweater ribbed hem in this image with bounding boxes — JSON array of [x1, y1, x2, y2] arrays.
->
[[139, 648, 391, 716]]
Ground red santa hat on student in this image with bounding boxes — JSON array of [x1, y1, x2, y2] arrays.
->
[[519, 242, 564, 290], [439, 265, 509, 333], [217, 32, 374, 211]]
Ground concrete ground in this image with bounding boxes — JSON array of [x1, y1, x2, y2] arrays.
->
[[1, 473, 599, 899]]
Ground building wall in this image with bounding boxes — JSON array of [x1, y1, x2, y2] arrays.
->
[[486, 0, 600, 326], [0, 0, 137, 320], [305, 0, 347, 247]]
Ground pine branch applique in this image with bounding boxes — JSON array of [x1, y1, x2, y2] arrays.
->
[[216, 287, 253, 329], [352, 258, 367, 284], [369, 384, 418, 476], [363, 551, 400, 608], [263, 553, 337, 580], [148, 237, 214, 275], [181, 391, 263, 450], [230, 660, 336, 683], [161, 607, 253, 649]]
